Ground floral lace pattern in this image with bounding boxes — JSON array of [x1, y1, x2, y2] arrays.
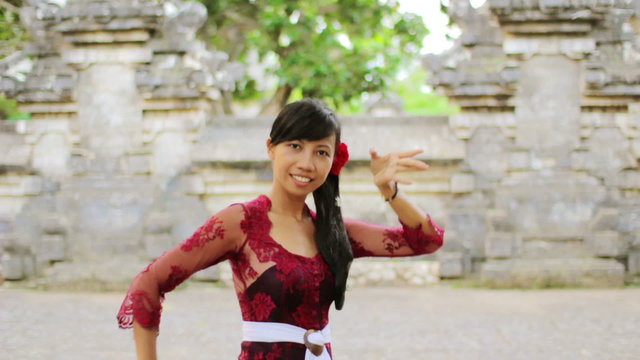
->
[[117, 195, 444, 359]]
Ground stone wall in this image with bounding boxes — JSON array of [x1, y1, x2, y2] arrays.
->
[[426, 0, 640, 286], [0, 0, 243, 286], [2, 0, 639, 288], [0, 0, 451, 287]]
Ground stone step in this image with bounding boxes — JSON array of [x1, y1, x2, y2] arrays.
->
[[480, 258, 625, 288], [517, 238, 592, 259], [485, 232, 627, 259]]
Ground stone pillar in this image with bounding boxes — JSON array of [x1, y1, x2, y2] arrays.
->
[[514, 55, 581, 158], [0, 0, 243, 284], [426, 0, 639, 286]]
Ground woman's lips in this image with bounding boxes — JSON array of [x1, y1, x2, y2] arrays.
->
[[291, 174, 312, 186]]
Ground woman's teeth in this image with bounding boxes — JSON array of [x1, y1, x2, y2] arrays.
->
[[292, 175, 311, 183]]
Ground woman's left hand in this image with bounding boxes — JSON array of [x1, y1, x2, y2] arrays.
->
[[369, 148, 429, 191]]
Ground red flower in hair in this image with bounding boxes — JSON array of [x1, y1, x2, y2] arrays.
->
[[330, 142, 349, 175]]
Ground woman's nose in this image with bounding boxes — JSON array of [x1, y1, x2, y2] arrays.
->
[[296, 151, 314, 170]]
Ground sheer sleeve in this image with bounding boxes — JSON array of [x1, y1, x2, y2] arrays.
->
[[117, 203, 246, 329], [344, 215, 444, 258]]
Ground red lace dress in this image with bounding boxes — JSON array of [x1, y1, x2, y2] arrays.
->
[[117, 195, 444, 359]]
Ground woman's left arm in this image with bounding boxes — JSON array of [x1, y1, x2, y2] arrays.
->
[[344, 148, 444, 258]]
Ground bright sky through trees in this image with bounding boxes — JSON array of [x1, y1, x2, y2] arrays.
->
[[397, 0, 487, 54]]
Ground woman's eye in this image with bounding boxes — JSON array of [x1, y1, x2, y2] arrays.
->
[[318, 150, 330, 157], [288, 143, 301, 149]]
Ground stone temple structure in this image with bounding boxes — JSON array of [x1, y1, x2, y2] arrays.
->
[[0, 0, 639, 288], [0, 0, 244, 287], [425, 0, 640, 286]]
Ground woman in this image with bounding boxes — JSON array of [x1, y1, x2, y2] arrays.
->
[[117, 98, 444, 359]]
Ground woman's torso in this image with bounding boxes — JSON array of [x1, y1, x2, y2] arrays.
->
[[230, 195, 335, 359]]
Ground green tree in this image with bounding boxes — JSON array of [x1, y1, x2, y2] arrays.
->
[[391, 63, 458, 115], [0, 0, 25, 59], [198, 0, 428, 114], [1, 1, 28, 120]]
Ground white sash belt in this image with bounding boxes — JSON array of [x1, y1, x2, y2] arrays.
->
[[242, 321, 331, 360]]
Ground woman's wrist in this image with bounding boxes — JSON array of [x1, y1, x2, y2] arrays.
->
[[377, 181, 397, 202]]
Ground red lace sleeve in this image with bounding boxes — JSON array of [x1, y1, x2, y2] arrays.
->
[[117, 203, 245, 329], [344, 215, 444, 258]]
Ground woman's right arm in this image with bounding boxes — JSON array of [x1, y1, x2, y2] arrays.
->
[[133, 322, 158, 360], [117, 203, 246, 359]]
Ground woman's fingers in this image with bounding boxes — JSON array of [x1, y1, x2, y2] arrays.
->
[[393, 177, 413, 185], [397, 149, 424, 158], [372, 148, 423, 160], [396, 158, 429, 170]]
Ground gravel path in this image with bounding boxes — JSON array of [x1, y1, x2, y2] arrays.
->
[[1, 284, 639, 360]]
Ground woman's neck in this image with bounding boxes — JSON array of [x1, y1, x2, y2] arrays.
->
[[267, 188, 308, 221]]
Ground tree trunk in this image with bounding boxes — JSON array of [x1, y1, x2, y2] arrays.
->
[[259, 84, 293, 115]]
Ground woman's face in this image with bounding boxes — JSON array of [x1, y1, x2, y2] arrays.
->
[[267, 134, 337, 198]]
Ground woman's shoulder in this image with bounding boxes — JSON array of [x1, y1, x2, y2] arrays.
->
[[237, 194, 270, 214], [213, 194, 269, 223]]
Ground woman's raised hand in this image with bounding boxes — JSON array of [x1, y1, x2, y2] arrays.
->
[[369, 148, 429, 190]]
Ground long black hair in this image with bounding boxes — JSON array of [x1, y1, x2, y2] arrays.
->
[[269, 98, 353, 310]]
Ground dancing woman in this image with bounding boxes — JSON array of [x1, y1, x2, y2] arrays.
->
[[117, 98, 445, 359]]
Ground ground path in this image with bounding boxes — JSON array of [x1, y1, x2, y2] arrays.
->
[[1, 284, 639, 359]]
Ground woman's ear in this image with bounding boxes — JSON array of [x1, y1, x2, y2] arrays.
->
[[266, 138, 275, 160]]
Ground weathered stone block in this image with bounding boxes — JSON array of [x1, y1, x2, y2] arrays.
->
[[145, 213, 173, 234], [467, 127, 508, 180], [124, 153, 152, 175], [63, 47, 153, 65], [586, 128, 636, 177], [438, 252, 465, 278], [486, 209, 513, 232], [520, 237, 591, 259], [606, 171, 640, 190], [1, 253, 23, 280], [0, 176, 42, 196], [32, 133, 70, 178], [481, 258, 624, 288], [503, 38, 595, 57], [144, 234, 176, 259], [586, 231, 627, 257], [38, 234, 66, 262], [66, 30, 151, 44], [508, 150, 531, 171], [631, 231, 640, 249], [153, 132, 191, 179], [485, 232, 513, 258], [450, 173, 475, 193], [346, 260, 439, 287], [179, 174, 206, 195], [0, 134, 30, 167], [69, 155, 90, 175], [588, 208, 619, 231], [447, 213, 487, 256], [628, 251, 640, 275], [514, 55, 581, 155], [15, 176, 44, 195], [570, 150, 589, 171], [632, 140, 640, 159], [41, 217, 66, 235]]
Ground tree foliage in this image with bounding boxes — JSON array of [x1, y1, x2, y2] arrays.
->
[[391, 63, 458, 116], [0, 0, 26, 59], [198, 0, 428, 114]]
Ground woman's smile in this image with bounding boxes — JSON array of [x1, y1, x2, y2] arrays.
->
[[291, 174, 313, 185]]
